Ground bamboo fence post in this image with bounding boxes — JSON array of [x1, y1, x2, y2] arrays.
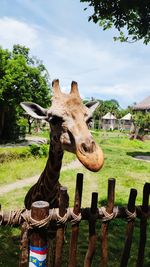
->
[[100, 178, 116, 267], [68, 173, 83, 267], [84, 192, 98, 267], [19, 221, 30, 267], [54, 186, 68, 267], [136, 182, 150, 267], [29, 201, 49, 267], [120, 188, 137, 267]]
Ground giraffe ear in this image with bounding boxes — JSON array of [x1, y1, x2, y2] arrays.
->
[[20, 102, 48, 120], [85, 101, 99, 115]]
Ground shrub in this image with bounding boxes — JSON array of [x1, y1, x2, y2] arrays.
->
[[0, 144, 49, 163], [28, 144, 49, 157]]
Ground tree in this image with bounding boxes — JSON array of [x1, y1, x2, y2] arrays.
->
[[0, 45, 51, 141], [94, 99, 120, 120], [80, 0, 150, 44], [133, 112, 150, 134], [117, 105, 133, 119]]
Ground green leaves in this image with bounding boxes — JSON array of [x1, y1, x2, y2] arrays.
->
[[134, 112, 150, 131], [80, 0, 150, 44]]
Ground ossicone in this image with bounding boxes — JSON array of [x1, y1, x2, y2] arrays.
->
[[52, 79, 61, 96], [70, 81, 80, 97]]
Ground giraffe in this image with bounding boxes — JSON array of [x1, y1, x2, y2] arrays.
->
[[21, 80, 104, 209]]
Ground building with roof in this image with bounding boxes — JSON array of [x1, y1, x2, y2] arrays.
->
[[133, 96, 150, 111], [101, 112, 117, 130], [119, 113, 133, 131], [132, 96, 150, 135]]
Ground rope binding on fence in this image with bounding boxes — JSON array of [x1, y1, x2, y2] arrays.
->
[[0, 207, 83, 228], [99, 206, 119, 222], [0, 205, 143, 228], [125, 208, 137, 221]]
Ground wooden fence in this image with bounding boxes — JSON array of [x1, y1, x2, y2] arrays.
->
[[0, 173, 150, 267]]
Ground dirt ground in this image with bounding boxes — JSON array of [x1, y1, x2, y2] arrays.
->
[[0, 136, 48, 148]]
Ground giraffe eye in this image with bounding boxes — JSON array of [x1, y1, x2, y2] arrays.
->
[[49, 115, 63, 125], [86, 117, 93, 124]]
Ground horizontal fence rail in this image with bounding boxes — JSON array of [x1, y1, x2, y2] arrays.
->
[[1, 205, 150, 227], [0, 174, 150, 267]]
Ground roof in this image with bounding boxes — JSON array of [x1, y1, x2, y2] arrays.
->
[[102, 112, 116, 120], [133, 96, 150, 111], [120, 113, 132, 121]]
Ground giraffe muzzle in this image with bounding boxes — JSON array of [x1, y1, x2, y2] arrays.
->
[[77, 141, 104, 172]]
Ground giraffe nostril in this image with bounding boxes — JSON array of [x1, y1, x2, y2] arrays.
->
[[81, 143, 88, 153], [80, 141, 96, 154]]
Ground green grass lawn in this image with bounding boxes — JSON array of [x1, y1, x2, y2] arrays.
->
[[0, 131, 150, 266], [0, 147, 76, 186]]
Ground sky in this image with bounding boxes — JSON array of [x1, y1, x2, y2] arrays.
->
[[0, 0, 150, 108]]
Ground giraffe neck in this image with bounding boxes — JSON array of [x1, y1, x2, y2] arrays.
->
[[24, 138, 64, 209]]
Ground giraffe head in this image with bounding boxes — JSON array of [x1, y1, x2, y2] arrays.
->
[[21, 80, 104, 172]]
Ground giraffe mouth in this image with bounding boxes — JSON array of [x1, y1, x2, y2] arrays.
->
[[76, 143, 104, 172]]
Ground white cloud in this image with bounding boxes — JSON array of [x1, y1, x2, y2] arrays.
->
[[47, 35, 118, 69], [92, 83, 140, 99], [37, 32, 150, 108], [0, 17, 40, 49], [43, 33, 133, 84], [82, 81, 150, 108]]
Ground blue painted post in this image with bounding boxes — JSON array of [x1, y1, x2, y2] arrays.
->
[[29, 201, 49, 267]]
